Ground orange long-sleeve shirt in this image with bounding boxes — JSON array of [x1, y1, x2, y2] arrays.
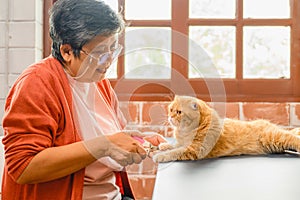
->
[[1, 56, 128, 200]]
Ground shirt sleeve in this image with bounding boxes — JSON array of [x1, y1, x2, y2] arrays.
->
[[2, 69, 62, 181]]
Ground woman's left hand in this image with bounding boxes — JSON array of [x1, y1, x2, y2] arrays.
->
[[123, 130, 168, 158]]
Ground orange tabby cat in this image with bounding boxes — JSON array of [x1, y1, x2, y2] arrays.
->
[[153, 95, 300, 162]]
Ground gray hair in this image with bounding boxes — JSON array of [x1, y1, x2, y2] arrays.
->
[[49, 0, 125, 64]]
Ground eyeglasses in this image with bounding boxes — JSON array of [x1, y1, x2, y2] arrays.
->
[[81, 44, 123, 65]]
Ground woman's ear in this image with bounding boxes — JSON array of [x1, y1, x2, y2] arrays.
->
[[60, 44, 73, 62]]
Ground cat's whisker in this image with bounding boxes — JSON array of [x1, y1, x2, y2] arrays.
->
[[157, 119, 170, 126], [161, 120, 170, 126]]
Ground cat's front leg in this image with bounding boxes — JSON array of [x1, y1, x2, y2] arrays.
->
[[158, 142, 174, 151], [153, 147, 185, 163]]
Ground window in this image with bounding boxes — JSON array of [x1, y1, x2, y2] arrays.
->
[[44, 0, 300, 102]]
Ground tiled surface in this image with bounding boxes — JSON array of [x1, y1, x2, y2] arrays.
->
[[0, 100, 4, 124], [35, 22, 43, 50], [9, 22, 36, 47], [35, 48, 43, 62], [209, 102, 240, 119], [8, 74, 19, 87], [295, 104, 300, 121], [119, 102, 140, 125], [0, 136, 4, 189], [126, 158, 157, 200], [126, 157, 157, 175], [0, 0, 8, 21], [290, 103, 300, 126], [9, 0, 35, 21], [129, 175, 156, 200], [0, 0, 43, 96], [0, 75, 8, 99], [8, 48, 35, 73], [0, 22, 6, 47], [0, 48, 6, 73], [241, 102, 289, 125], [141, 102, 168, 125], [35, 0, 44, 24]]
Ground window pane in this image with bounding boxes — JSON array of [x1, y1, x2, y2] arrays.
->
[[244, 0, 290, 19], [243, 26, 290, 79], [105, 60, 118, 79], [189, 26, 236, 78], [125, 0, 171, 20], [189, 0, 236, 19], [124, 27, 171, 79]]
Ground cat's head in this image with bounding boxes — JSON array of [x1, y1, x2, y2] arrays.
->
[[168, 95, 210, 130]]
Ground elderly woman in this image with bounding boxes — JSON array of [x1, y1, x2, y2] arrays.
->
[[1, 0, 165, 199]]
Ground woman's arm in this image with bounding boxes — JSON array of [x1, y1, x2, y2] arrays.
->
[[17, 140, 95, 184], [17, 133, 146, 184]]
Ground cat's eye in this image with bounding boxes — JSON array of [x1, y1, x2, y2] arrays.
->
[[176, 110, 182, 114], [191, 103, 198, 110]]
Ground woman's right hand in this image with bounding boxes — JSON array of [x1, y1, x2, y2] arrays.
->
[[105, 132, 147, 166]]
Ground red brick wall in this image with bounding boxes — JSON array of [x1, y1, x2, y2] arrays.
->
[[120, 101, 300, 199]]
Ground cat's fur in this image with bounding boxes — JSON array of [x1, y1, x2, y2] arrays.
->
[[153, 95, 300, 162]]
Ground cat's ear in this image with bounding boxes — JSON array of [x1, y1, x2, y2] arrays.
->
[[191, 102, 198, 110]]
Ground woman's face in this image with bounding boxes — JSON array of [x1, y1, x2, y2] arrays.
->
[[65, 34, 121, 82]]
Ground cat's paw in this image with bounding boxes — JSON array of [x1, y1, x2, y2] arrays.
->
[[158, 143, 174, 151], [153, 152, 174, 163]]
